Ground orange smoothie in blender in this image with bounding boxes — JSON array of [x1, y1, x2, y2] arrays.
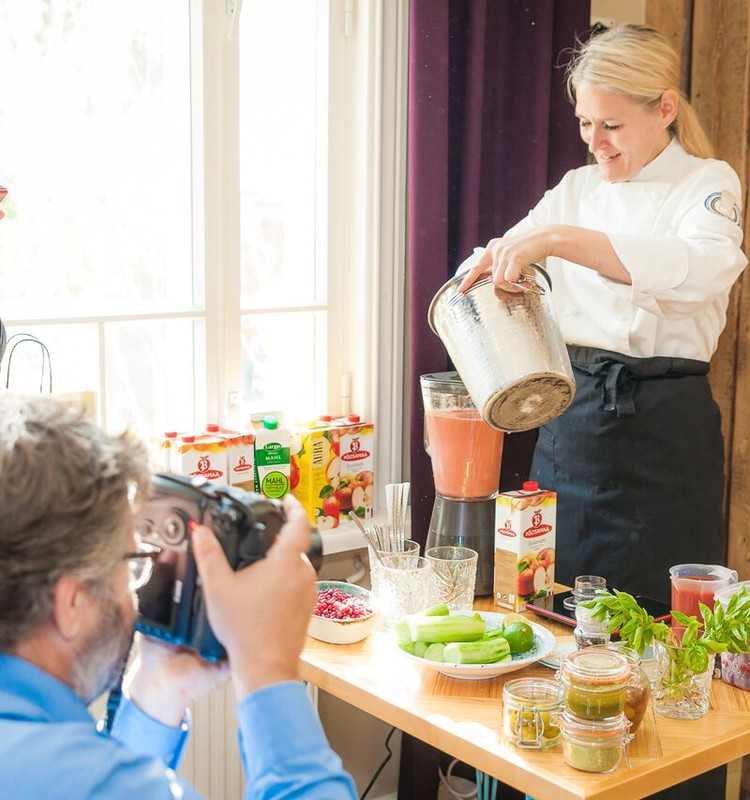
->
[[425, 408, 504, 499]]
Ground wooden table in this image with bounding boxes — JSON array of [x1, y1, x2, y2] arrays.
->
[[300, 597, 750, 799]]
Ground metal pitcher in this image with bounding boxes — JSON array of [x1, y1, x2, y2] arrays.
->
[[427, 265, 575, 433]]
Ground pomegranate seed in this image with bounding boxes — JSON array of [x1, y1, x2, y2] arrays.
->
[[315, 587, 372, 620]]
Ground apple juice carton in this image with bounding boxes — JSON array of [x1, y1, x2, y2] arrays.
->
[[253, 416, 291, 500], [170, 432, 229, 485], [206, 423, 255, 492], [336, 415, 375, 520], [290, 418, 341, 530], [494, 480, 556, 612]]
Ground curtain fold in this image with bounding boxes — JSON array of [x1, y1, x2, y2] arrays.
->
[[407, 0, 591, 552]]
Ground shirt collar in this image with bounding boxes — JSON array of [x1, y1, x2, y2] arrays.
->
[[0, 654, 92, 724], [629, 137, 685, 183]]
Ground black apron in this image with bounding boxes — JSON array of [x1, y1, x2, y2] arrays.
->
[[530, 345, 725, 605]]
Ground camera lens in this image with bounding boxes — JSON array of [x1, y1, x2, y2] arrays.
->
[[135, 518, 158, 543], [161, 511, 188, 546]]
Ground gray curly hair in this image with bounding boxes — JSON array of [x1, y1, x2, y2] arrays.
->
[[0, 395, 150, 651]]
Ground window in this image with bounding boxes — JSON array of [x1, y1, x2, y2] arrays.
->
[[0, 0, 407, 485]]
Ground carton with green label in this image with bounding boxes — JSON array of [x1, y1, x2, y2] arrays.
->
[[254, 415, 291, 499]]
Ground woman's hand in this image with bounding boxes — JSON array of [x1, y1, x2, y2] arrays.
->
[[458, 224, 631, 293], [458, 229, 554, 294]]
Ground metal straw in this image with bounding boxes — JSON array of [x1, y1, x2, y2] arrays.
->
[[348, 511, 386, 565]]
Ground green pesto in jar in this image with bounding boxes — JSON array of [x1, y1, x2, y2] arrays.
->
[[563, 681, 627, 718], [562, 738, 622, 773], [560, 647, 630, 720]]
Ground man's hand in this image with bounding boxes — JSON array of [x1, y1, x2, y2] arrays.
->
[[124, 636, 230, 727], [191, 494, 318, 699]]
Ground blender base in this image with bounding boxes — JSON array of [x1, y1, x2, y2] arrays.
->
[[426, 496, 496, 597]]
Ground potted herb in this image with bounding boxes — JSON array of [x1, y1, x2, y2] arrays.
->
[[582, 586, 750, 720]]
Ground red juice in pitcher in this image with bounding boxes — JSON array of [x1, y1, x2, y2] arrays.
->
[[670, 577, 719, 620], [669, 564, 738, 626], [425, 407, 504, 499]]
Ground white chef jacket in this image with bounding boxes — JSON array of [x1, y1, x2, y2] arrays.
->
[[459, 139, 747, 362]]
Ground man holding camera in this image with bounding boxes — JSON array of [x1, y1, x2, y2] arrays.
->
[[0, 395, 357, 799]]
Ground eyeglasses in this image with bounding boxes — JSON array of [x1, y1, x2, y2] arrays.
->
[[123, 539, 161, 590]]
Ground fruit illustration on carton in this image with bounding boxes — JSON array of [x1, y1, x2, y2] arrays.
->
[[291, 424, 342, 530], [337, 420, 374, 519], [494, 481, 556, 612]]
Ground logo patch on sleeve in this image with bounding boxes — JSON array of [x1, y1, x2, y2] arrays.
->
[[704, 190, 742, 227]]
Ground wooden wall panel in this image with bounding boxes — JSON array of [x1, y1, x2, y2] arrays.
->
[[648, 0, 750, 579]]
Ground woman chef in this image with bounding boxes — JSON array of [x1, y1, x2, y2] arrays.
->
[[459, 24, 747, 605]]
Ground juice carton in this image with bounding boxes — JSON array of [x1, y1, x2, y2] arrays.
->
[[171, 433, 229, 485], [149, 430, 179, 473], [290, 418, 341, 530], [336, 415, 375, 520], [494, 480, 556, 612], [206, 423, 255, 493], [253, 416, 291, 500]]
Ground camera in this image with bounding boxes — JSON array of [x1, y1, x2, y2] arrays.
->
[[133, 473, 323, 661]]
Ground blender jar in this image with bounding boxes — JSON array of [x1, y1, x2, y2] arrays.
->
[[420, 372, 504, 500]]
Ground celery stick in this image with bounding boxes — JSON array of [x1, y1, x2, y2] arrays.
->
[[393, 618, 412, 647], [424, 643, 446, 662], [443, 637, 511, 665], [423, 603, 450, 617], [409, 613, 486, 643], [412, 641, 429, 658]]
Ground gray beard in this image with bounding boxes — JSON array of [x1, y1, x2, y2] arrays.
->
[[71, 588, 135, 705]]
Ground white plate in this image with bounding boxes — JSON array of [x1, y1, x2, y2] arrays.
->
[[539, 638, 655, 670], [539, 636, 575, 670], [396, 611, 557, 680]]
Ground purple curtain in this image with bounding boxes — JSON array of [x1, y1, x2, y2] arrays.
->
[[408, 0, 591, 551]]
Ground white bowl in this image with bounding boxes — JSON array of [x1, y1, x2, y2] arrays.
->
[[308, 581, 379, 644], [396, 611, 557, 680]]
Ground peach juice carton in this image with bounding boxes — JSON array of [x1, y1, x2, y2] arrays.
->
[[206, 423, 255, 492], [170, 433, 228, 486], [494, 480, 556, 612]]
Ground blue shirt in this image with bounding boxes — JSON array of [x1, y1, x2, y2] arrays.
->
[[0, 654, 357, 799]]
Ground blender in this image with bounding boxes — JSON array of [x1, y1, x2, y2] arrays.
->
[[421, 372, 504, 596]]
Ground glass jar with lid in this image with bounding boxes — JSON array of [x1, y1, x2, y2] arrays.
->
[[559, 710, 631, 773], [607, 642, 651, 733], [560, 647, 630, 720], [502, 678, 562, 750], [574, 602, 610, 649]]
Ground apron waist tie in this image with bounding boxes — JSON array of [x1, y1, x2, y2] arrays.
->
[[566, 345, 710, 418]]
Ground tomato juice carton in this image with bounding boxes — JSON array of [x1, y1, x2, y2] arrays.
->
[[290, 419, 341, 530], [336, 416, 375, 520], [170, 433, 229, 486], [206, 423, 255, 492], [494, 481, 556, 612]]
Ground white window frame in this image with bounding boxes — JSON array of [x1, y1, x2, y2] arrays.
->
[[199, 0, 409, 508]]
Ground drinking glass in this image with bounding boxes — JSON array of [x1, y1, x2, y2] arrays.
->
[[425, 546, 478, 611], [367, 538, 420, 597], [378, 554, 433, 627], [563, 575, 607, 611]]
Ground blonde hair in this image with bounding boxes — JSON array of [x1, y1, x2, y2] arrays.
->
[[565, 24, 714, 159]]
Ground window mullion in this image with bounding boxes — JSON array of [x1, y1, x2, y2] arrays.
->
[[197, 0, 241, 426]]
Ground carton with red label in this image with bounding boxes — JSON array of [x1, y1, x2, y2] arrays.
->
[[206, 423, 255, 493], [336, 415, 374, 520], [493, 480, 556, 612], [171, 433, 228, 486]]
